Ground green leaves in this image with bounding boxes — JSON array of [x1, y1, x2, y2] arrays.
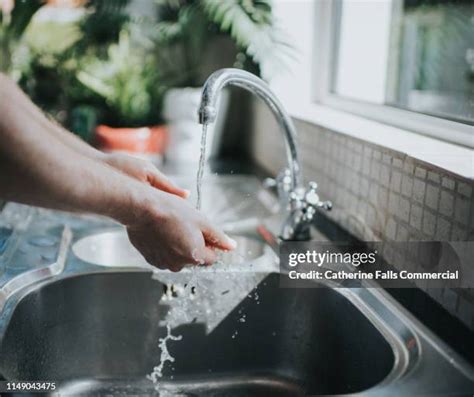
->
[[201, 0, 293, 80], [153, 1, 209, 87], [77, 31, 159, 126], [0, 0, 45, 73], [154, 0, 293, 83], [5, 0, 44, 40], [79, 0, 131, 46]]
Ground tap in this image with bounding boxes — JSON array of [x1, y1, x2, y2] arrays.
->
[[198, 68, 301, 191], [199, 68, 331, 241], [281, 182, 332, 241]]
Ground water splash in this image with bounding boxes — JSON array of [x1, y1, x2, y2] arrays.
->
[[147, 130, 266, 390], [148, 324, 183, 384]]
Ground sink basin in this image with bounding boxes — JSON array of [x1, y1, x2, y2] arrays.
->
[[72, 230, 149, 268], [0, 272, 394, 396], [72, 229, 271, 268]]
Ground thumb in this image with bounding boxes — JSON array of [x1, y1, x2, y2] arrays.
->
[[202, 224, 237, 251], [189, 245, 218, 266]]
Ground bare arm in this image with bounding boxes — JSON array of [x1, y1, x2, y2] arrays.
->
[[0, 74, 235, 271], [11, 81, 188, 198]]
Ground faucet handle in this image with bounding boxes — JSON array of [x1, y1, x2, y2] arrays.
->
[[279, 181, 332, 241], [305, 182, 319, 205], [304, 181, 332, 211]]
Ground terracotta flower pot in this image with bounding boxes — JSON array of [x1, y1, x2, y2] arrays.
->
[[95, 125, 168, 154]]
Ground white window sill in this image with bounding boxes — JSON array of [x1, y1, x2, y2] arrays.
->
[[289, 102, 474, 179]]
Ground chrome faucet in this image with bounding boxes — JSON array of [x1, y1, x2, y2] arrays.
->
[[199, 68, 331, 241]]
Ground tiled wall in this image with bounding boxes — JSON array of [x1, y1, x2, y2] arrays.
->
[[249, 101, 474, 330]]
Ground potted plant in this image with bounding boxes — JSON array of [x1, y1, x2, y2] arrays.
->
[[0, 0, 136, 142], [77, 29, 168, 161], [153, 0, 292, 165]]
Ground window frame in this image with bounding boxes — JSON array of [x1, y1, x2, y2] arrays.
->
[[312, 0, 474, 149]]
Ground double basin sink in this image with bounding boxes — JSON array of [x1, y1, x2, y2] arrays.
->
[[0, 175, 472, 396]]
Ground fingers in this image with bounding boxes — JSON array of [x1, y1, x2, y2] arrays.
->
[[150, 250, 216, 272], [104, 154, 189, 198], [147, 169, 190, 198], [142, 251, 185, 272], [168, 263, 186, 272], [201, 224, 237, 251], [192, 246, 218, 266]]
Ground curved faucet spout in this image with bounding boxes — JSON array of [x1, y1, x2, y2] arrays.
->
[[198, 68, 302, 190]]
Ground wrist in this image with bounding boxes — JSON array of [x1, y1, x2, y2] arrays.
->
[[109, 183, 159, 227]]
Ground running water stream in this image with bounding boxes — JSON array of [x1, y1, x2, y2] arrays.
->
[[148, 125, 256, 395], [195, 125, 208, 211], [148, 125, 210, 394]]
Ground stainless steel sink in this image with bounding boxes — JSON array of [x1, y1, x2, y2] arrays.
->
[[1, 174, 473, 396], [0, 272, 394, 396], [72, 230, 149, 268]]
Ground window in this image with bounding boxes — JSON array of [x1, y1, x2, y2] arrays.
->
[[322, 0, 474, 146], [388, 0, 474, 124]]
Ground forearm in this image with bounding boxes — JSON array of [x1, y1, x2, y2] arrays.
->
[[0, 73, 104, 161], [0, 153, 146, 225], [0, 75, 148, 225], [46, 114, 105, 160]]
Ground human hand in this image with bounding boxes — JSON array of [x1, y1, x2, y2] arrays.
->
[[102, 153, 189, 198], [126, 189, 236, 272]]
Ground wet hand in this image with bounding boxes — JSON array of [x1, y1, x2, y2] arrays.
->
[[126, 189, 236, 272]]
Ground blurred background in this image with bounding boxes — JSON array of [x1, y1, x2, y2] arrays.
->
[[0, 0, 472, 165], [0, 0, 293, 167], [328, 0, 474, 124]]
